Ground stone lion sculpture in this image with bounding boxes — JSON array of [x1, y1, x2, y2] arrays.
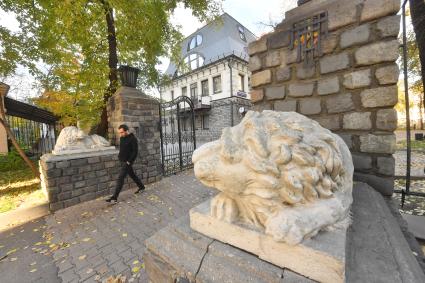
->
[[192, 110, 353, 245], [53, 126, 112, 155]]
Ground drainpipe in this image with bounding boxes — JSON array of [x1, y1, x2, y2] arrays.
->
[[228, 59, 234, 126]]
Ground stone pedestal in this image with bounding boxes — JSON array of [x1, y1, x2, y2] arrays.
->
[[40, 150, 122, 211], [190, 201, 346, 283], [107, 86, 162, 184]]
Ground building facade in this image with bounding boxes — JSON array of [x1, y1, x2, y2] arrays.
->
[[160, 13, 256, 144]]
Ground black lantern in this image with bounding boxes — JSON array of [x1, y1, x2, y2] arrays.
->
[[118, 65, 140, 88]]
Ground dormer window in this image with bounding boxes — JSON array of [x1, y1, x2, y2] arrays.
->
[[188, 34, 203, 51], [238, 26, 246, 42], [178, 53, 205, 75]]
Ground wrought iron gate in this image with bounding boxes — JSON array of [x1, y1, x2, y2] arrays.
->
[[159, 96, 196, 176]]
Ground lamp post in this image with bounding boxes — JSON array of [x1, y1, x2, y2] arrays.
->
[[118, 65, 140, 88]]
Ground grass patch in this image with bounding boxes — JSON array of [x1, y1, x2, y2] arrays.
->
[[0, 166, 46, 214], [396, 139, 425, 150]]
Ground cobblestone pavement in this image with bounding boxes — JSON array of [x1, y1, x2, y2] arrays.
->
[[0, 170, 217, 283], [48, 170, 215, 283], [395, 150, 425, 177]]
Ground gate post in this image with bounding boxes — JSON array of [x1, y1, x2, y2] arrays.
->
[[107, 86, 162, 188]]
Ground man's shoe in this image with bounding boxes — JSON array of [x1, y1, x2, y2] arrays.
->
[[106, 197, 117, 204], [134, 187, 145, 194]]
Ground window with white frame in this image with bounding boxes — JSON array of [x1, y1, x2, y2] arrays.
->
[[188, 34, 203, 51], [213, 75, 222, 94]]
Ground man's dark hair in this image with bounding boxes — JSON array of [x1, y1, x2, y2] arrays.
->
[[118, 124, 129, 131]]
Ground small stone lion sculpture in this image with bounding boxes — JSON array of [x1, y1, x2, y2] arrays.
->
[[192, 110, 354, 245], [53, 126, 111, 155]]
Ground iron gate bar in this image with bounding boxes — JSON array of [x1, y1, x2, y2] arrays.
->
[[393, 0, 425, 206]]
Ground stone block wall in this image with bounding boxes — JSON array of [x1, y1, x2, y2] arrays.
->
[[107, 87, 162, 183], [40, 150, 129, 211], [249, 0, 400, 195]]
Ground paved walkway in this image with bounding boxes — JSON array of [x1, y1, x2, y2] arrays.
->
[[0, 170, 217, 283]]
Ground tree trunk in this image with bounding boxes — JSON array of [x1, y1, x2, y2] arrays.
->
[[409, 0, 425, 112], [97, 0, 119, 137], [0, 97, 40, 179]]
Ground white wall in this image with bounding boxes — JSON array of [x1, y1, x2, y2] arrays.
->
[[161, 58, 251, 102]]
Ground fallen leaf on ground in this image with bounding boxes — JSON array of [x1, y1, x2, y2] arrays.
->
[[132, 260, 139, 265], [10, 257, 17, 262], [82, 238, 91, 242], [30, 268, 37, 273], [30, 262, 37, 266], [86, 268, 93, 274], [138, 211, 144, 216], [131, 266, 140, 273], [122, 233, 127, 237], [6, 248, 17, 255], [78, 255, 87, 260]]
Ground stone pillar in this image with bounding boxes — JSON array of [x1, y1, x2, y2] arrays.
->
[[107, 87, 162, 185], [248, 0, 400, 195]]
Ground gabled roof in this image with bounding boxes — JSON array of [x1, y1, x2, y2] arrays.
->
[[165, 13, 257, 77]]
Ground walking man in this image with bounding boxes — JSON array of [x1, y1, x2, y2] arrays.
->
[[106, 124, 145, 203]]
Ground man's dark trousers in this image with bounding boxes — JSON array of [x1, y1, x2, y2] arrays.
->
[[112, 161, 144, 199]]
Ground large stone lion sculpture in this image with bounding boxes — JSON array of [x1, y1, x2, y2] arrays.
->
[[192, 110, 353, 245], [53, 126, 112, 155]]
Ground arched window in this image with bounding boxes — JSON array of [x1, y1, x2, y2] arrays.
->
[[188, 34, 203, 51], [238, 26, 246, 42], [178, 53, 205, 75]]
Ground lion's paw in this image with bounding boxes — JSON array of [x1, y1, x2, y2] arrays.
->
[[211, 193, 238, 223]]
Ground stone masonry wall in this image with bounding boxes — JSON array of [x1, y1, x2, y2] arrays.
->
[[249, 0, 400, 195], [40, 151, 126, 211], [107, 87, 162, 183]]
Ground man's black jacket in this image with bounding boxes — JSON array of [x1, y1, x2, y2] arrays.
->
[[118, 133, 138, 164]]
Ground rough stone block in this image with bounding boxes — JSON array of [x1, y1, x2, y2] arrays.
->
[[250, 89, 264, 103], [80, 193, 96, 203], [74, 180, 87, 189], [252, 70, 272, 87], [50, 202, 64, 211], [70, 159, 87, 166], [87, 156, 101, 164], [276, 66, 291, 82], [296, 64, 316, 79], [320, 53, 350, 74], [40, 161, 55, 171], [377, 156, 395, 176], [343, 69, 371, 89], [326, 93, 354, 113], [249, 55, 262, 72], [359, 134, 396, 154], [63, 198, 80, 208], [62, 167, 78, 176], [281, 48, 298, 65], [190, 201, 347, 283], [360, 86, 398, 108], [300, 98, 321, 115], [318, 76, 339, 96], [248, 37, 267, 55], [265, 50, 281, 67], [340, 24, 370, 49], [58, 191, 72, 201], [322, 32, 338, 54], [376, 109, 397, 131], [274, 100, 297, 112], [352, 154, 372, 170], [328, 1, 357, 30], [267, 29, 290, 49], [360, 0, 400, 22], [56, 176, 71, 185], [343, 112, 372, 130], [288, 82, 314, 97], [338, 133, 353, 149], [46, 168, 62, 178], [375, 64, 399, 85], [265, 85, 286, 100], [314, 116, 341, 130], [355, 40, 399, 66], [56, 160, 70, 169], [61, 184, 73, 192], [377, 15, 401, 37]]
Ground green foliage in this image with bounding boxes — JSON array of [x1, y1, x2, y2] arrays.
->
[[0, 150, 26, 171], [0, 0, 222, 128]]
